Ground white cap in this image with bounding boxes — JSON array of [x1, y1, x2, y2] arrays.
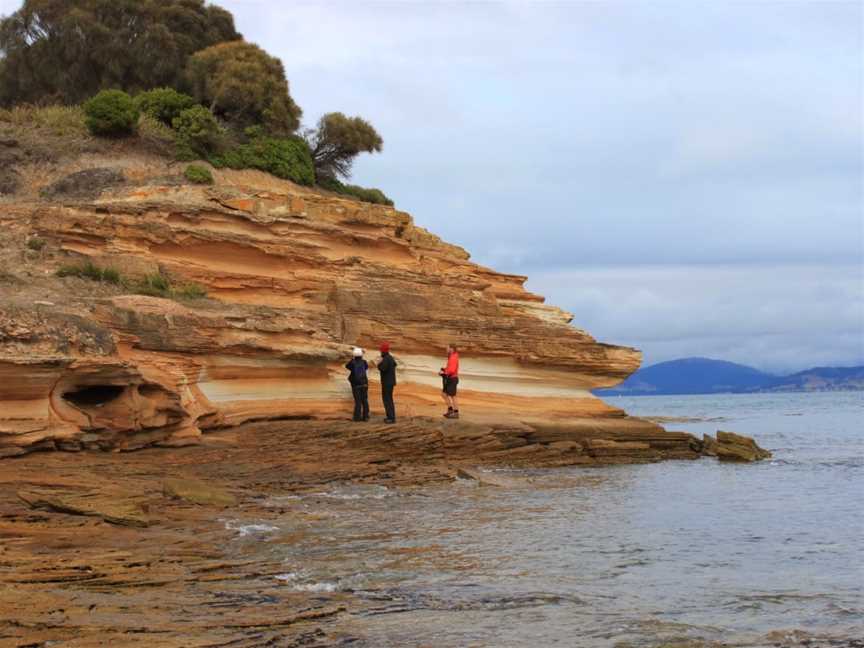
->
[[352, 347, 363, 357]]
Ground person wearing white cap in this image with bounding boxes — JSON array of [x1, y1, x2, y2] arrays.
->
[[345, 347, 370, 421]]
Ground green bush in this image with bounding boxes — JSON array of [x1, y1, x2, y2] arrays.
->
[[210, 136, 314, 186], [172, 105, 223, 156], [318, 177, 394, 206], [138, 114, 177, 155], [26, 237, 46, 251], [56, 261, 121, 284], [186, 41, 302, 135], [133, 273, 206, 300], [83, 90, 139, 137], [184, 164, 214, 185], [174, 283, 208, 300], [136, 273, 171, 297], [134, 87, 195, 126]]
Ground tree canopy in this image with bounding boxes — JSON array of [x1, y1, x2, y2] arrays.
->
[[0, 0, 240, 107], [186, 41, 302, 136], [304, 112, 383, 181]]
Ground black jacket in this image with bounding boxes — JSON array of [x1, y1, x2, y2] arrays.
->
[[377, 353, 397, 387], [345, 358, 369, 386]]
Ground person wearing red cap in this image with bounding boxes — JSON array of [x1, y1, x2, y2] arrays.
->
[[377, 342, 397, 423]]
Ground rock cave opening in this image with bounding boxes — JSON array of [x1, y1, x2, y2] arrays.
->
[[62, 385, 125, 407]]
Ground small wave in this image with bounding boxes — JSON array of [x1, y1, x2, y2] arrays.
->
[[274, 572, 339, 592], [307, 486, 396, 500], [357, 588, 581, 613], [224, 520, 279, 537]]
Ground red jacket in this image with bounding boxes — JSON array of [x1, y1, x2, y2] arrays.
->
[[444, 351, 459, 377]]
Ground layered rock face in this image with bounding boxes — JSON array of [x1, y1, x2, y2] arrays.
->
[[0, 162, 648, 456]]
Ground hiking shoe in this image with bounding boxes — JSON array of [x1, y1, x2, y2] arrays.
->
[[384, 418, 396, 424]]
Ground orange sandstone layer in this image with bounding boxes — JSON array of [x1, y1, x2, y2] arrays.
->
[[1, 164, 646, 456]]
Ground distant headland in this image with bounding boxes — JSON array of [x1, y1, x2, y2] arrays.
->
[[595, 357, 864, 396]]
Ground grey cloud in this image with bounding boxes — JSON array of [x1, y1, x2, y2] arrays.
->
[[3, 0, 859, 370], [215, 0, 862, 272], [527, 264, 864, 373]]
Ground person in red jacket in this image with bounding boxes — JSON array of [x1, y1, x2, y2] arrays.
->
[[439, 343, 460, 419]]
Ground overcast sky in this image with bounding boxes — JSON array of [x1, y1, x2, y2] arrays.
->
[[4, 0, 861, 372]]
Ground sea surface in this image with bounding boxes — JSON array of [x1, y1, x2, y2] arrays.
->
[[226, 392, 863, 647]]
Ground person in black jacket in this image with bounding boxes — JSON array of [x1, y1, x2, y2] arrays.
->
[[377, 342, 397, 423], [345, 347, 370, 422]]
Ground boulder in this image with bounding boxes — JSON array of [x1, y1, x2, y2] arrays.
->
[[710, 430, 772, 462], [455, 467, 528, 488], [41, 167, 125, 200]]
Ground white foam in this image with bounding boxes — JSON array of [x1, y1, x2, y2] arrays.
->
[[309, 486, 394, 500], [274, 572, 338, 592], [293, 582, 338, 592], [224, 520, 279, 537]]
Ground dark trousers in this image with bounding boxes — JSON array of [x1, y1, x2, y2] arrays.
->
[[352, 384, 369, 421], [381, 383, 396, 421]]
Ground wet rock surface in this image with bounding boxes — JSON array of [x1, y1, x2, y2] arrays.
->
[[0, 416, 717, 646]]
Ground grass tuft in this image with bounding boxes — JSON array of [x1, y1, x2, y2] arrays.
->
[[54, 263, 207, 301], [56, 261, 121, 284], [0, 105, 88, 138]]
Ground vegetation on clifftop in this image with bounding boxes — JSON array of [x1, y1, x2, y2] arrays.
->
[[0, 0, 392, 206]]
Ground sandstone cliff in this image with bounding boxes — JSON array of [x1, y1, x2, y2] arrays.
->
[[0, 150, 653, 457]]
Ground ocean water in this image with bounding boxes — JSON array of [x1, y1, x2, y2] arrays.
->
[[228, 392, 863, 647]]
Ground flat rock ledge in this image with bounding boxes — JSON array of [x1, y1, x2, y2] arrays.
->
[[0, 418, 770, 646]]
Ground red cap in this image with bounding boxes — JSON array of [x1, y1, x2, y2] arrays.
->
[[380, 342, 390, 353]]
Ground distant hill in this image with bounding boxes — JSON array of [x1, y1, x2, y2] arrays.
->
[[762, 366, 864, 393], [595, 358, 864, 396]]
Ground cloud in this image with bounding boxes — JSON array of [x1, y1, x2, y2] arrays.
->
[[2, 0, 861, 370], [527, 263, 864, 373], [214, 0, 863, 272]]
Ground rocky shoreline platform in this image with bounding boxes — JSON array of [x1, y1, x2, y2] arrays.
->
[[2, 416, 772, 646]]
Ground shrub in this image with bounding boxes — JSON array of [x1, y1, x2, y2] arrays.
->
[[138, 114, 177, 155], [136, 273, 171, 297], [184, 164, 214, 185], [210, 136, 314, 186], [172, 105, 223, 156], [174, 283, 208, 300], [186, 41, 302, 135], [304, 112, 383, 181], [134, 88, 195, 126], [84, 90, 139, 137], [318, 177, 394, 206], [56, 261, 121, 284], [132, 273, 207, 300], [26, 237, 46, 251]]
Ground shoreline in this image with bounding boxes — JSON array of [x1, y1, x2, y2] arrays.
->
[[1, 416, 776, 646]]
